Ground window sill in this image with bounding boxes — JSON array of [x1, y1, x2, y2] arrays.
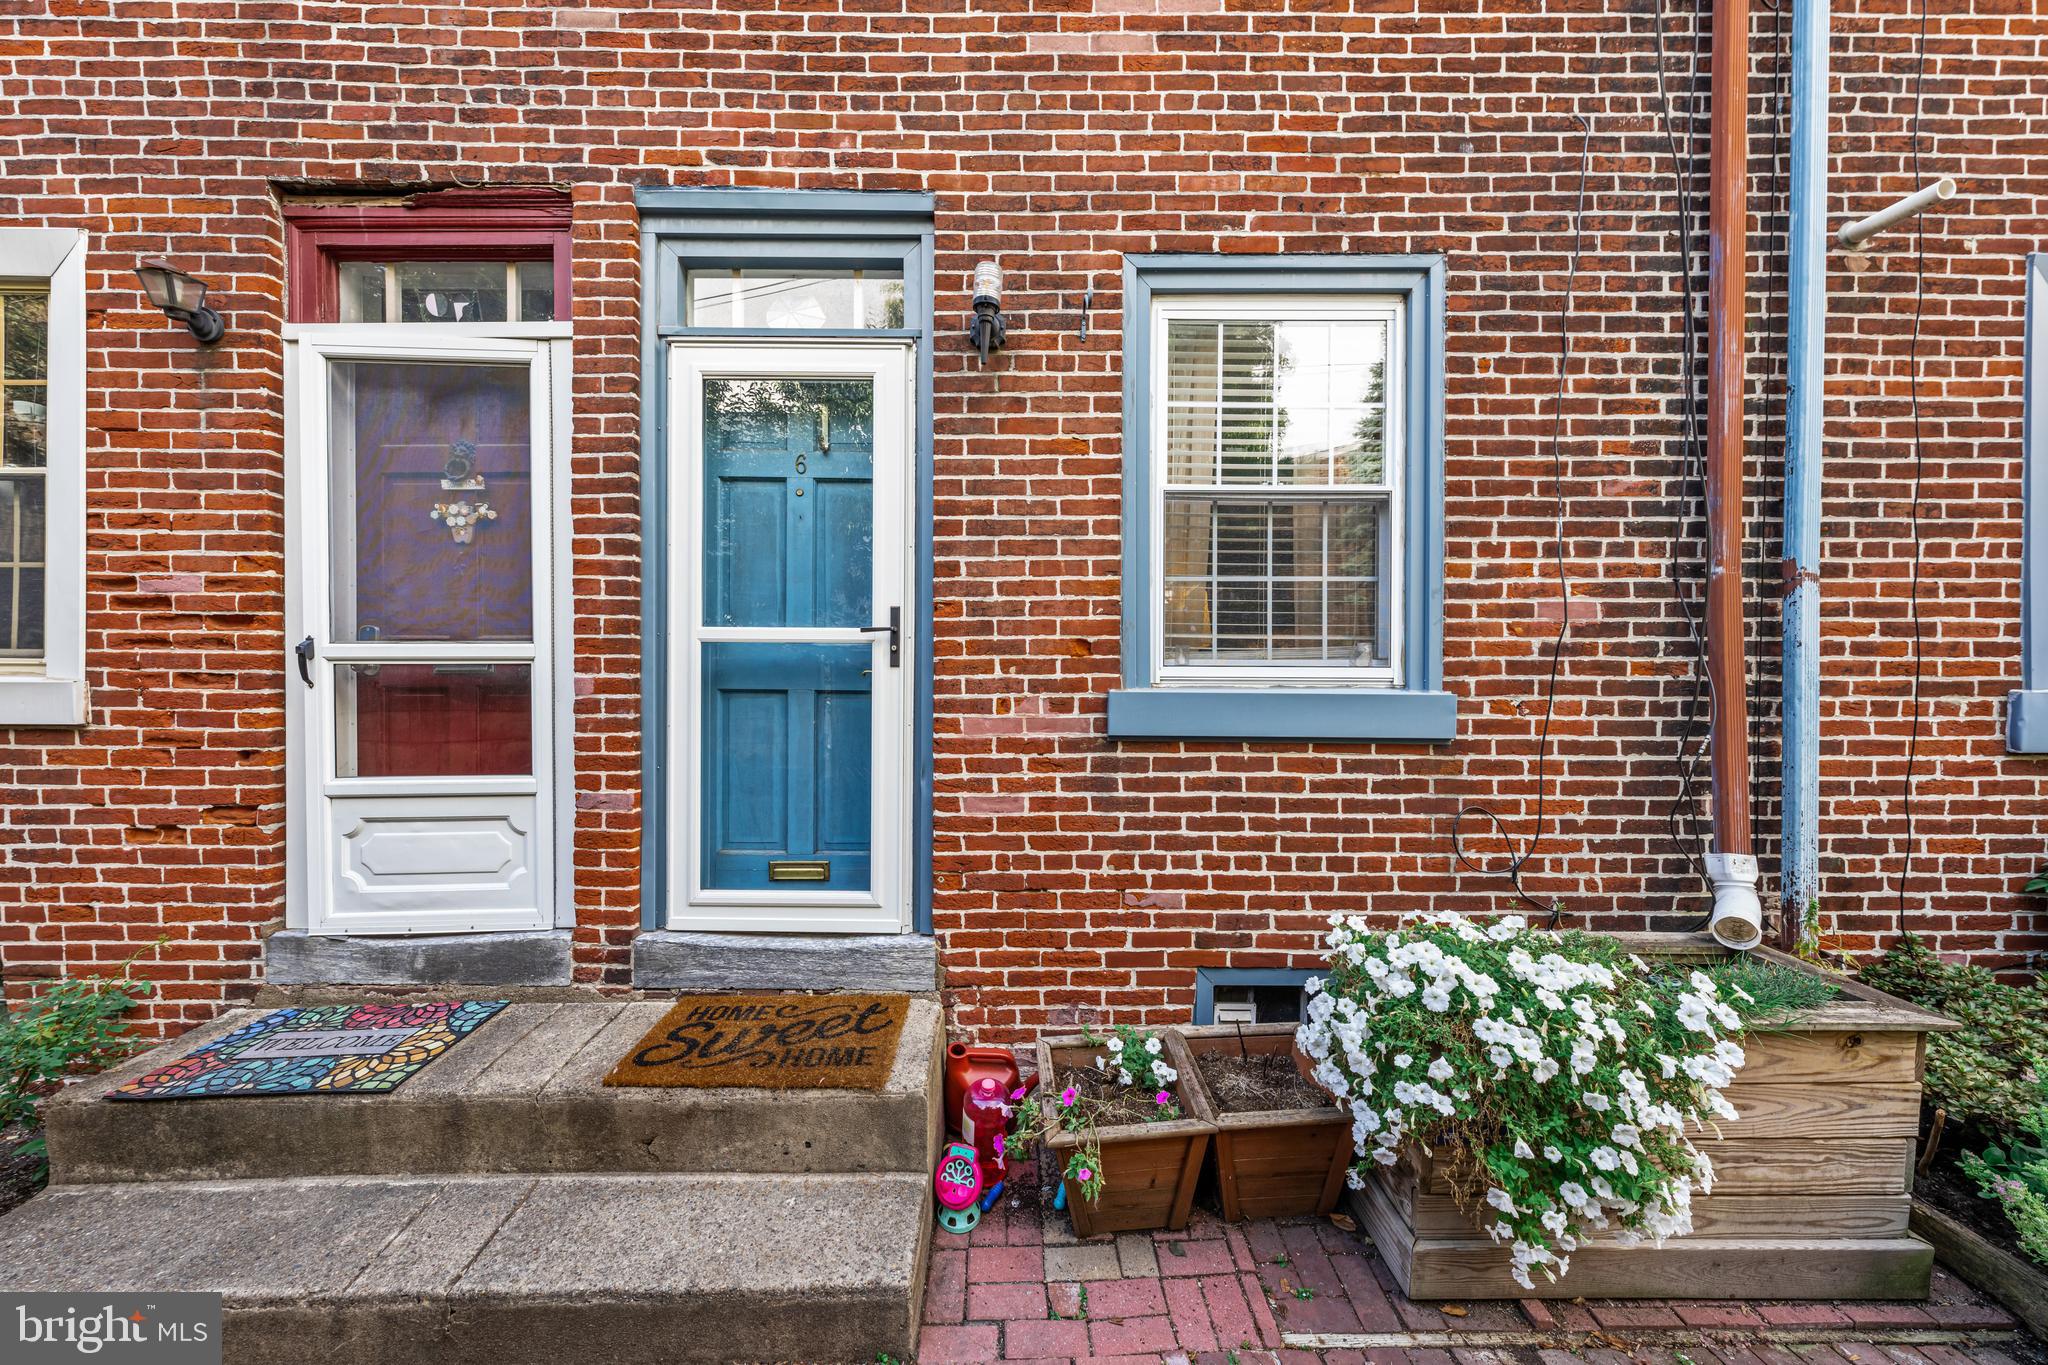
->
[[1106, 687, 1456, 742], [2008, 690, 2048, 753], [0, 675, 86, 728]]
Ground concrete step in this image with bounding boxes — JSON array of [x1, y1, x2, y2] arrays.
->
[[47, 1000, 941, 1183], [0, 1171, 931, 1364]]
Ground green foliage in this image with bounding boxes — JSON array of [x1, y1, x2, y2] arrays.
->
[[1681, 957, 1838, 1026], [1299, 913, 1797, 1289], [1008, 1024, 1182, 1205], [1959, 1087, 2048, 1267], [1, 953, 158, 1166], [2025, 865, 2048, 896], [1859, 935, 2048, 1134]]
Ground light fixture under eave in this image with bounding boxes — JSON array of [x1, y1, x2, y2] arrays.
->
[[967, 260, 1006, 366], [135, 259, 225, 344]]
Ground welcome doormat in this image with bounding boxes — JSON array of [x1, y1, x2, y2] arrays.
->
[[107, 1000, 509, 1100], [603, 994, 909, 1091]]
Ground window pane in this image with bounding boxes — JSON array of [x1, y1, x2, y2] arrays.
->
[[2, 387, 46, 468], [516, 260, 556, 323], [338, 262, 387, 324], [329, 361, 534, 642], [335, 662, 532, 777], [0, 475, 46, 656], [3, 294, 49, 379], [685, 269, 905, 329], [395, 261, 509, 323], [1165, 312, 1391, 493], [1162, 495, 1388, 669]]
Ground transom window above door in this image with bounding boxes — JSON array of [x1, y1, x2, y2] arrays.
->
[[338, 260, 557, 325], [684, 268, 905, 330]]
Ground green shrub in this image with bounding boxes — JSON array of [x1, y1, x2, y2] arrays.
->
[[1960, 1088, 2048, 1267], [1858, 935, 2048, 1134], [1, 958, 157, 1166]]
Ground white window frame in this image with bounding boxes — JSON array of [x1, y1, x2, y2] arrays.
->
[[1148, 294, 1407, 690], [0, 228, 86, 727]]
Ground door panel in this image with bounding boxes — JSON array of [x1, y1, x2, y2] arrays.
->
[[702, 642, 872, 891], [298, 338, 555, 936]]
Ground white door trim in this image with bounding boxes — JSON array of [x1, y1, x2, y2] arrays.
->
[[666, 341, 914, 934], [284, 328, 573, 936]]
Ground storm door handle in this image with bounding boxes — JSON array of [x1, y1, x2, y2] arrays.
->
[[858, 607, 901, 668], [294, 636, 315, 687]]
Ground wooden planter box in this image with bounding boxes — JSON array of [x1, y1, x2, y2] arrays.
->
[[1036, 1035, 1214, 1238], [1171, 1024, 1350, 1222], [1349, 935, 1960, 1301]]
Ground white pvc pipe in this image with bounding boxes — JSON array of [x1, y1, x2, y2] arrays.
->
[[1838, 177, 1958, 251], [1705, 852, 1764, 950]]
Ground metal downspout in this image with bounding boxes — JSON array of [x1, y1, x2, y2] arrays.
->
[[1779, 0, 1828, 948], [1705, 0, 1764, 948]]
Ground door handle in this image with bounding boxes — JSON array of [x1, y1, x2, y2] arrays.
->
[[858, 607, 901, 668], [294, 635, 315, 687]]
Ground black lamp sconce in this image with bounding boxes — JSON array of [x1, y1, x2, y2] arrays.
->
[[135, 259, 225, 345], [967, 260, 1006, 365]]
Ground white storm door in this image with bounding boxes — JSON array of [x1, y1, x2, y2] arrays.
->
[[669, 342, 912, 933], [294, 335, 557, 935]]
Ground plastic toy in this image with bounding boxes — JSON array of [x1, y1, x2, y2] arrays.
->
[[934, 1141, 983, 1234], [943, 1043, 1022, 1139]]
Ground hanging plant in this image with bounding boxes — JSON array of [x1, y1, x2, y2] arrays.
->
[[1296, 912, 1777, 1290], [1008, 1023, 1182, 1202]]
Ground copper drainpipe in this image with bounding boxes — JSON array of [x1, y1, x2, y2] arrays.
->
[[1704, 0, 1764, 947]]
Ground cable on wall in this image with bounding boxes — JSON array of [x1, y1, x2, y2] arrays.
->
[[1449, 113, 1593, 926], [1893, 0, 1932, 936]]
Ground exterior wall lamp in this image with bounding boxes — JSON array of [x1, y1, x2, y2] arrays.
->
[[134, 259, 225, 344], [966, 261, 1006, 365]]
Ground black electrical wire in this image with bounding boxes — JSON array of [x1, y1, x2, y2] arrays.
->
[[1448, 113, 1592, 927], [1894, 0, 1932, 937], [1651, 0, 1716, 897]]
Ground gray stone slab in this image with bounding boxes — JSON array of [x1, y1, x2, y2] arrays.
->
[[266, 929, 574, 986], [632, 930, 940, 991], [0, 1172, 929, 1363], [45, 1002, 941, 1184]]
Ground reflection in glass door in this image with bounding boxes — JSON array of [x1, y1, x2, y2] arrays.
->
[[672, 345, 909, 933], [297, 340, 557, 934]]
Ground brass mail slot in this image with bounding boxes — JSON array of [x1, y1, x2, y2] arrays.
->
[[768, 860, 830, 882]]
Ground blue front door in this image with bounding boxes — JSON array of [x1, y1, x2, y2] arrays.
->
[[700, 376, 879, 894]]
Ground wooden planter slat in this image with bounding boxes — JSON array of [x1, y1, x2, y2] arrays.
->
[[1349, 934, 1959, 1301], [1172, 1024, 1352, 1222], [1036, 1036, 1213, 1238]]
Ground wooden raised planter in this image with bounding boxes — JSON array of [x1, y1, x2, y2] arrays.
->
[[1036, 1035, 1214, 1238], [1172, 1024, 1350, 1222], [1349, 935, 1960, 1301]]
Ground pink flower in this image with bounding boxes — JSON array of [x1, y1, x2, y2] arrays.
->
[[1009, 1086, 1026, 1100], [1155, 1090, 1172, 1105], [994, 1133, 1006, 1156], [1059, 1085, 1078, 1106], [1077, 1167, 1093, 1182]]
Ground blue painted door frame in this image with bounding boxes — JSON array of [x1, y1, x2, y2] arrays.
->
[[635, 188, 936, 934]]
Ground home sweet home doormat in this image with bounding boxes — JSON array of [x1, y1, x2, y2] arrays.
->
[[603, 994, 908, 1091], [108, 1001, 510, 1099]]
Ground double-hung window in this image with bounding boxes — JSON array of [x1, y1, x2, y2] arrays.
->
[[1109, 256, 1452, 742], [0, 229, 86, 727]]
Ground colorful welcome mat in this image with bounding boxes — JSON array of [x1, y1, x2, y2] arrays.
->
[[107, 1001, 509, 1100], [603, 993, 909, 1091]]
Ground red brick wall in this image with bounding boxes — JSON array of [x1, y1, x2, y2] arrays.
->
[[0, 0, 2040, 1041]]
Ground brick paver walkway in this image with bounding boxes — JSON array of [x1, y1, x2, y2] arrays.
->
[[920, 1175, 2037, 1365]]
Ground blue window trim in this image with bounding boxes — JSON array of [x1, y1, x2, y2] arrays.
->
[[2010, 252, 2048, 752], [1193, 967, 1316, 1025], [634, 187, 937, 931], [1107, 254, 1454, 743]]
